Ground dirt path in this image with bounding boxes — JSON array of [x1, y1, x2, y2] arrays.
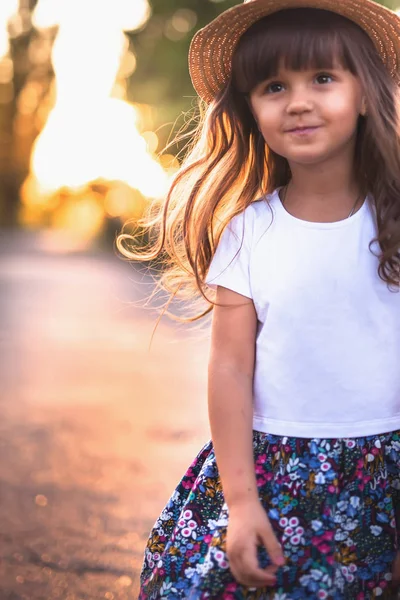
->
[[0, 231, 210, 599]]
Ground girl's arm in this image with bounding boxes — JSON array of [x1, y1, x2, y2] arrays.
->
[[208, 285, 258, 507], [208, 285, 284, 589]]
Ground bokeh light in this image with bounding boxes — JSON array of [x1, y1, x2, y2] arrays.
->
[[17, 0, 176, 249]]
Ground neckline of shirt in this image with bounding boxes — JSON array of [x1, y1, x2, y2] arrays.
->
[[272, 187, 369, 230]]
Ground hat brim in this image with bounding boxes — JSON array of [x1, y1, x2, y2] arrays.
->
[[189, 0, 400, 103]]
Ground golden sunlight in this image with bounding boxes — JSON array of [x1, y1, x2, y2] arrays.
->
[[20, 0, 172, 247]]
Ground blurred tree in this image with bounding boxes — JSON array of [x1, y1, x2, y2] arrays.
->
[[0, 0, 49, 226], [127, 0, 237, 150]]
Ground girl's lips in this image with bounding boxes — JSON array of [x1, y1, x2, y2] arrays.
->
[[286, 126, 320, 136]]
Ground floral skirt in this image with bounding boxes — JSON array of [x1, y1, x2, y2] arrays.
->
[[139, 430, 400, 599]]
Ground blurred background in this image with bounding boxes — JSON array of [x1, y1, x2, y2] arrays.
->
[[0, 0, 395, 598]]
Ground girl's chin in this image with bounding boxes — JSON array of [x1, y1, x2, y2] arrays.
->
[[282, 149, 335, 167]]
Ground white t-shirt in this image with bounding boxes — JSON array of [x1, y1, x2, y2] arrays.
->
[[206, 189, 400, 438]]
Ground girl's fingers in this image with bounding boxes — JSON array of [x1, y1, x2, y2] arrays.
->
[[230, 547, 278, 588], [258, 521, 285, 567], [231, 564, 277, 588]]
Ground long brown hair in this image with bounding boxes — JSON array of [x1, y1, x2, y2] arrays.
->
[[117, 8, 400, 321]]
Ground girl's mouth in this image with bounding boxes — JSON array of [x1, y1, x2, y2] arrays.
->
[[286, 126, 320, 136]]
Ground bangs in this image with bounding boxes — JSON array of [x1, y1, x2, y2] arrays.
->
[[231, 8, 376, 94]]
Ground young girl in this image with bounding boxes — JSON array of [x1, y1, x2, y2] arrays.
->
[[118, 0, 400, 597]]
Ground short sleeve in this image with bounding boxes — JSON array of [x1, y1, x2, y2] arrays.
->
[[205, 207, 254, 298]]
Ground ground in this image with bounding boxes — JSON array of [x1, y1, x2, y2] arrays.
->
[[0, 230, 210, 600]]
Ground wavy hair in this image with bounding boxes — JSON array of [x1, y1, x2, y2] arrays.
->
[[117, 8, 400, 321]]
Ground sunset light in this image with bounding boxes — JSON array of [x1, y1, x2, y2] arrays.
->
[[18, 0, 174, 247]]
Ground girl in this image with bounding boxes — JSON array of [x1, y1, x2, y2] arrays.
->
[[118, 0, 400, 597]]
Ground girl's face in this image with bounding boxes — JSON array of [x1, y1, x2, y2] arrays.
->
[[249, 63, 364, 167]]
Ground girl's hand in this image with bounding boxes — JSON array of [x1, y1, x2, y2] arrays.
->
[[227, 499, 285, 588]]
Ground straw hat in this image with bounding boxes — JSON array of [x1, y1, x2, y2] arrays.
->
[[189, 0, 400, 103]]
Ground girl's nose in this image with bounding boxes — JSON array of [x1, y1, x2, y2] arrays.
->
[[286, 91, 313, 115]]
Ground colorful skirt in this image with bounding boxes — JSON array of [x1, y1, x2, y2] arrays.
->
[[139, 430, 400, 599]]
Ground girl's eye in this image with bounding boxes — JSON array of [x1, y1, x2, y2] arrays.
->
[[315, 73, 334, 84], [265, 82, 284, 94]]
